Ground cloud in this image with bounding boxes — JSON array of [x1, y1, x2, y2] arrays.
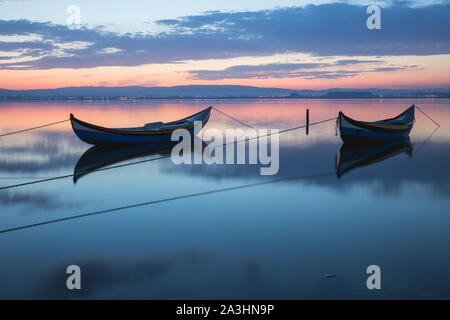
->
[[0, 3, 449, 69], [156, 3, 450, 56], [334, 59, 381, 66], [96, 47, 122, 54], [190, 63, 325, 80], [188, 60, 414, 80]]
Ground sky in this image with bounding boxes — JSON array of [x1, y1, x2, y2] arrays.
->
[[0, 0, 449, 90]]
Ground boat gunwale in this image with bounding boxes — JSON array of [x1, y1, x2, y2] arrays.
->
[[338, 105, 415, 134], [70, 106, 211, 136]]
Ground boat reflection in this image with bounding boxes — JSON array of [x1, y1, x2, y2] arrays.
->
[[335, 138, 413, 178], [73, 137, 206, 183]]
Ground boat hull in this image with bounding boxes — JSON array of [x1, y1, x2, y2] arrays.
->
[[71, 124, 195, 145], [71, 107, 211, 146], [339, 127, 412, 144], [338, 106, 414, 143]]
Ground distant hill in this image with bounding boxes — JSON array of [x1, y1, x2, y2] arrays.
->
[[0, 85, 449, 100]]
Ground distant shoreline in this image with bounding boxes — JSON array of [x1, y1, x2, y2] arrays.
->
[[1, 96, 449, 102], [1, 85, 449, 101]]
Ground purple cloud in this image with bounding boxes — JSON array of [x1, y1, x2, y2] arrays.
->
[[0, 3, 448, 69]]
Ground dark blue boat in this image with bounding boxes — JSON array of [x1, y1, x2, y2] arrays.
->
[[338, 105, 415, 143], [71, 106, 212, 146]]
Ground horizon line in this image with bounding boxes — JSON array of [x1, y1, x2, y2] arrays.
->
[[2, 84, 450, 91]]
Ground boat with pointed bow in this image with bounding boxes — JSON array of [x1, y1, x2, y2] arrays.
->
[[70, 106, 212, 146], [338, 105, 415, 143]]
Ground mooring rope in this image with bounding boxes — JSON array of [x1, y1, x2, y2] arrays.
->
[[0, 116, 337, 191], [0, 119, 70, 138], [415, 105, 440, 127], [0, 172, 334, 235], [413, 126, 440, 156], [0, 106, 253, 138], [0, 176, 55, 180], [212, 106, 254, 129], [0, 155, 169, 190]]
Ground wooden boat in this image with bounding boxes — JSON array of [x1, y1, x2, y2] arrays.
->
[[338, 105, 415, 143], [70, 106, 212, 146], [335, 138, 413, 178]]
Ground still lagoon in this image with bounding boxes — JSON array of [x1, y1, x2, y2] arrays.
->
[[0, 98, 449, 299]]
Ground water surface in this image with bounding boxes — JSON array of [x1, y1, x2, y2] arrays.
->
[[0, 99, 449, 299]]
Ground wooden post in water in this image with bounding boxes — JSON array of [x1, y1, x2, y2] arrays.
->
[[306, 108, 310, 135]]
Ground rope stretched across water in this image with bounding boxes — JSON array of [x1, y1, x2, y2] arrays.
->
[[0, 155, 170, 190], [0, 107, 252, 138], [212, 106, 254, 129], [0, 119, 70, 138], [0, 116, 337, 191], [415, 105, 440, 127], [0, 172, 334, 235], [413, 126, 440, 156]]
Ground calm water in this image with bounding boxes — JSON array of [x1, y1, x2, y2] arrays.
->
[[0, 99, 449, 299]]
